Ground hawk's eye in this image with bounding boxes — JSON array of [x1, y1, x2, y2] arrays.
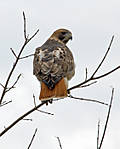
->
[[58, 35, 64, 40], [61, 32, 66, 35]]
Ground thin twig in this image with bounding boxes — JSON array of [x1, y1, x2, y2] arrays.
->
[[97, 120, 100, 149], [10, 48, 17, 58], [91, 36, 114, 78], [6, 74, 22, 92], [33, 94, 36, 107], [0, 83, 5, 88], [23, 11, 27, 41], [37, 109, 54, 115], [27, 29, 39, 42], [56, 137, 63, 149], [23, 119, 32, 121], [80, 81, 97, 88], [27, 128, 38, 149], [93, 66, 120, 80], [0, 100, 12, 107], [98, 88, 114, 149], [0, 101, 46, 137], [68, 78, 93, 92], [19, 54, 34, 59], [85, 68, 88, 81], [68, 95, 108, 106]]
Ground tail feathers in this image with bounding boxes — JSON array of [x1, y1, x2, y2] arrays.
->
[[39, 78, 67, 101]]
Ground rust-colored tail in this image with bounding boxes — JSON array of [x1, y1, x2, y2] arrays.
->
[[39, 78, 67, 101]]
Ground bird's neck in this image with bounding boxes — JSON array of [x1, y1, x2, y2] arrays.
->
[[49, 37, 66, 45]]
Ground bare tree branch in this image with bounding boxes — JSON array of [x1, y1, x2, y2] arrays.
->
[[0, 12, 39, 105], [6, 74, 22, 92], [93, 66, 120, 80], [68, 94, 108, 106], [98, 88, 114, 149], [23, 118, 33, 121], [0, 100, 12, 107], [33, 94, 37, 107], [19, 54, 34, 59], [0, 101, 47, 137], [27, 29, 39, 42], [23, 11, 27, 41], [85, 67, 88, 81], [68, 78, 92, 92], [56, 137, 63, 149], [68, 36, 119, 92], [80, 81, 97, 88], [37, 109, 54, 115], [27, 128, 37, 149], [97, 120, 100, 149], [0, 83, 5, 88], [10, 48, 17, 58], [91, 36, 114, 78]]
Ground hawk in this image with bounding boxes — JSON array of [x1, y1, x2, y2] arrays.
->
[[33, 29, 75, 103]]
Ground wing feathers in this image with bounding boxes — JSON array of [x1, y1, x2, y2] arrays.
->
[[33, 38, 75, 100]]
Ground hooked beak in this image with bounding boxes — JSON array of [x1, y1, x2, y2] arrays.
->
[[70, 36, 72, 40], [66, 32, 72, 40], [63, 32, 72, 43]]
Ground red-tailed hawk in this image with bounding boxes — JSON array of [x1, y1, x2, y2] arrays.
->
[[33, 29, 75, 103]]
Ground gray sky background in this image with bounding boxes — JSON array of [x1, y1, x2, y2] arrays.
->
[[0, 0, 120, 148]]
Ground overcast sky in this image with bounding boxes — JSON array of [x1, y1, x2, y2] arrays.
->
[[0, 0, 120, 148]]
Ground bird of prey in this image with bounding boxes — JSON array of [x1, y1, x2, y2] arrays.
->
[[33, 29, 75, 103]]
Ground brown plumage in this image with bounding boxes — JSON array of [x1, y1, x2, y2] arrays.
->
[[33, 29, 75, 103]]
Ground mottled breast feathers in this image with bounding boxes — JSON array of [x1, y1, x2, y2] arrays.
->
[[33, 39, 75, 89]]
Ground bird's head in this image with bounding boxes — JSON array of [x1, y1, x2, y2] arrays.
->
[[50, 29, 72, 44]]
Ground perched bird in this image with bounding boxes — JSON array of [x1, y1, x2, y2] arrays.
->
[[33, 29, 75, 104]]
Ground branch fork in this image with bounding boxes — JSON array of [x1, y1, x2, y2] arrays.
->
[[0, 12, 39, 105]]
